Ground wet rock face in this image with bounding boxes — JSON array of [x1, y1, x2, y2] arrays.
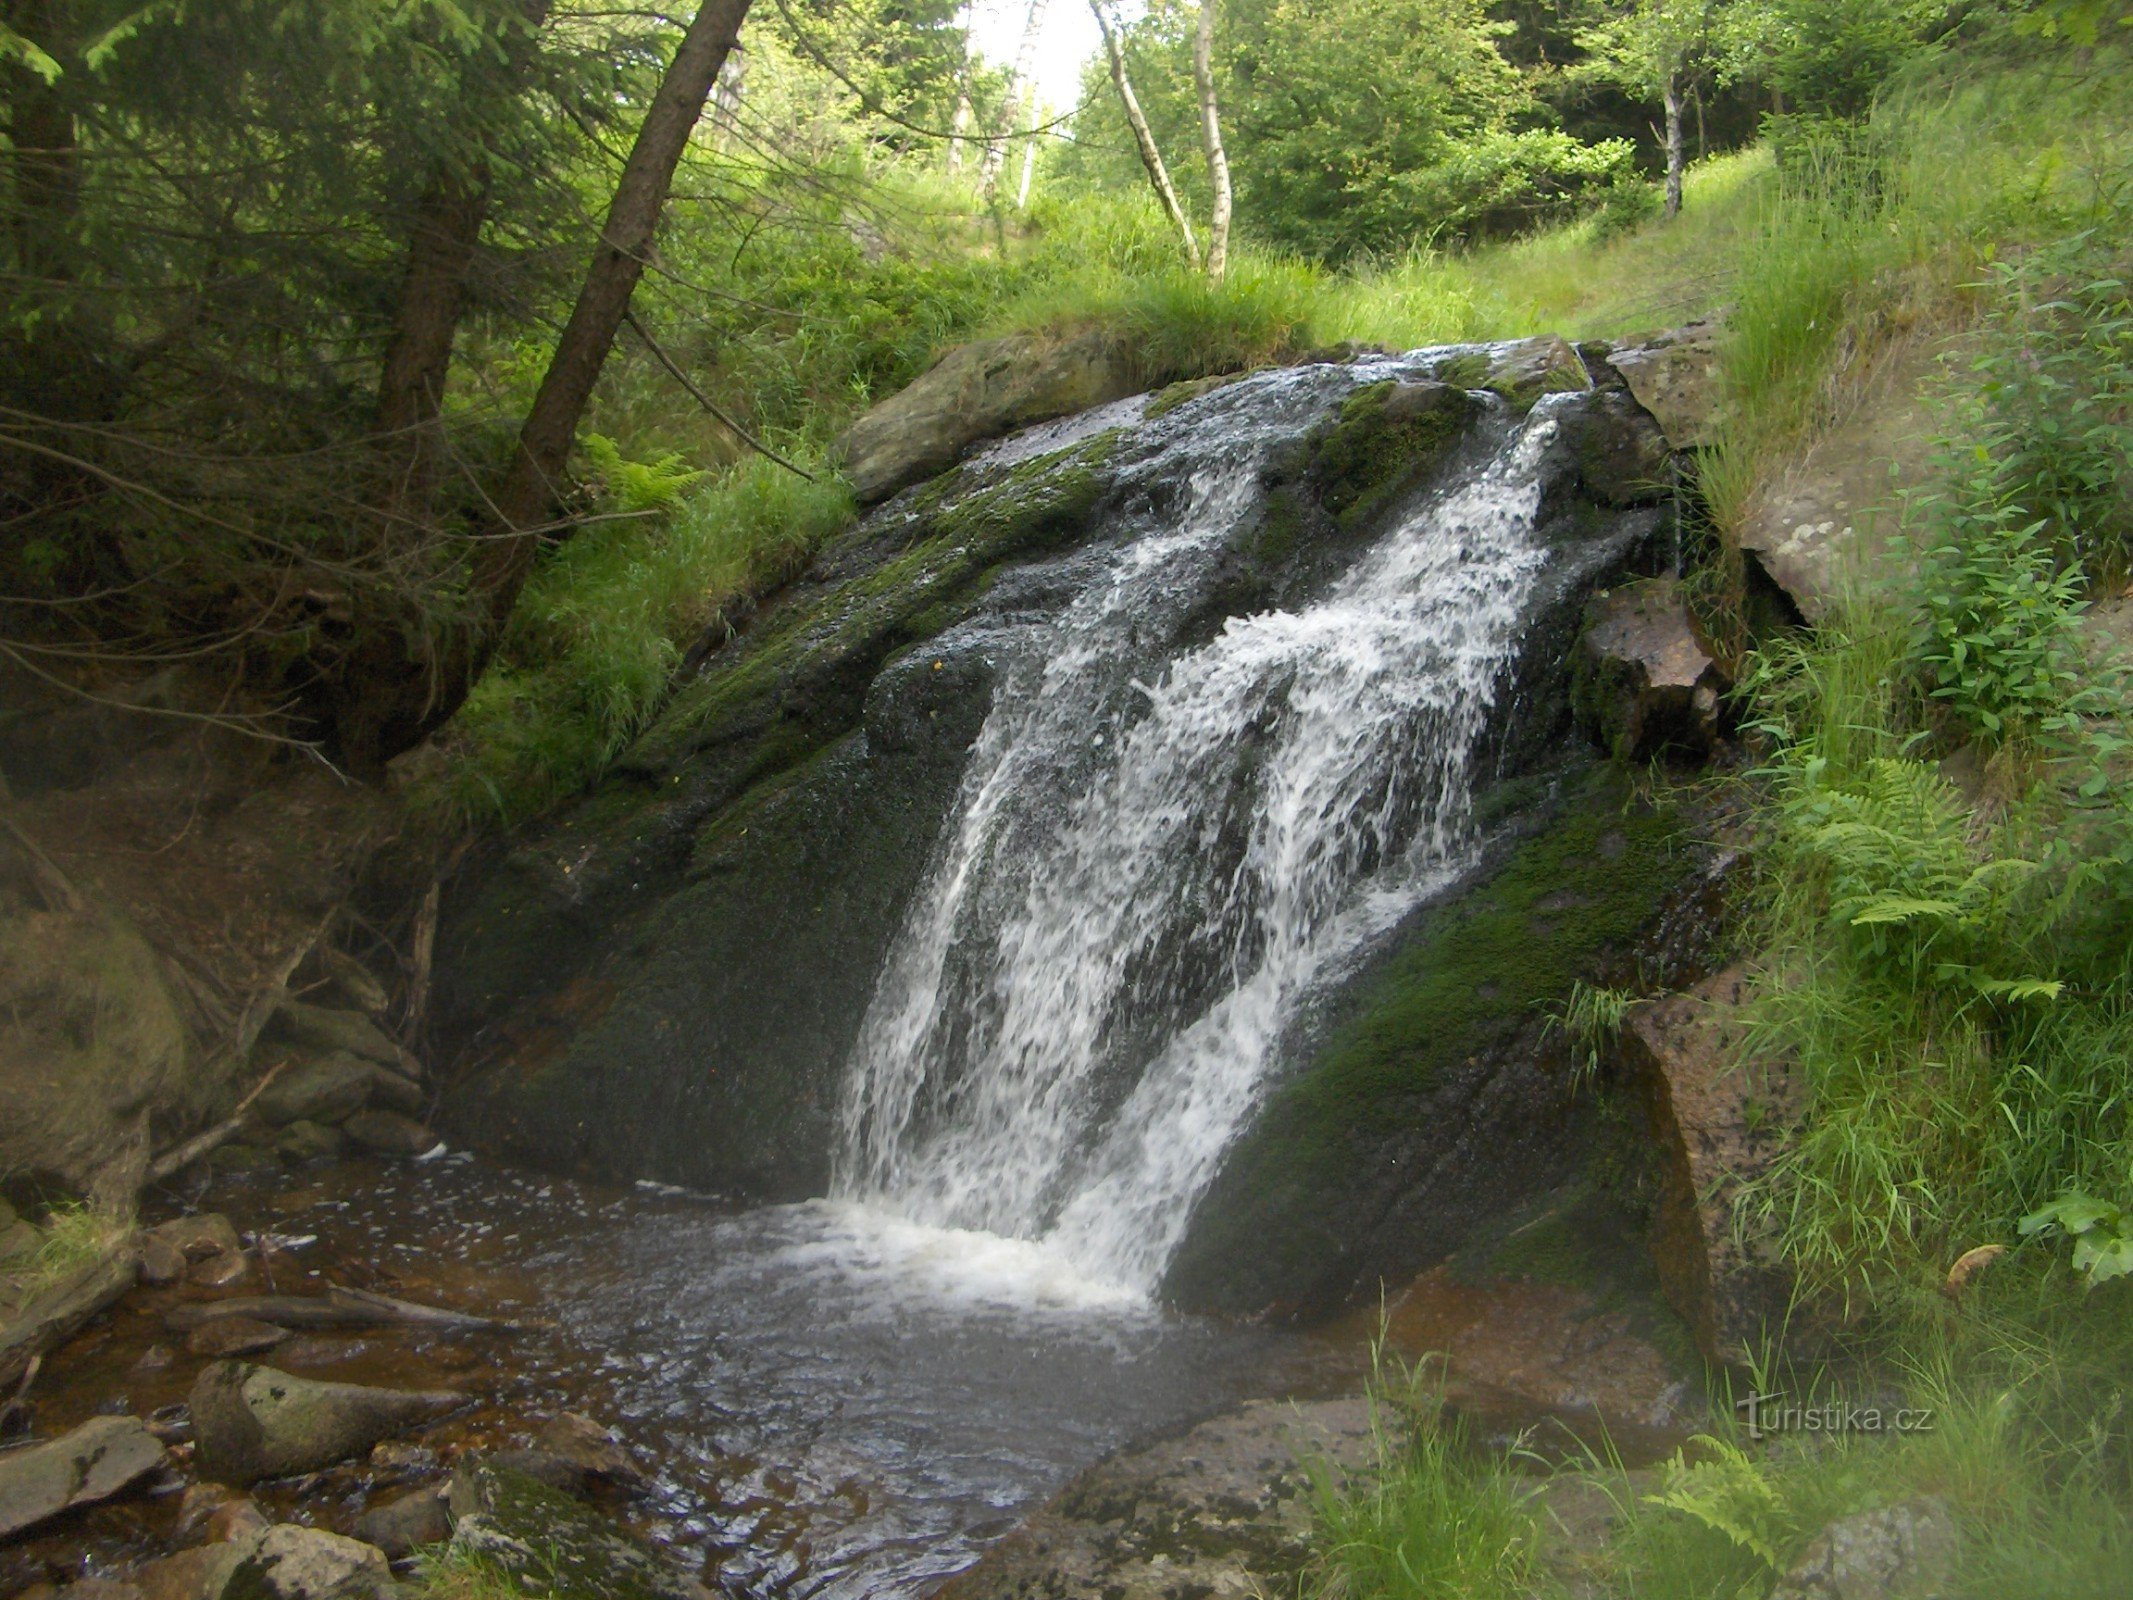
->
[[446, 1460, 710, 1600], [0, 1415, 165, 1540], [438, 352, 1683, 1229], [1621, 966, 1808, 1369]]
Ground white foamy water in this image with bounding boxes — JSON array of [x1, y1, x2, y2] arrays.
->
[[834, 370, 1568, 1293]]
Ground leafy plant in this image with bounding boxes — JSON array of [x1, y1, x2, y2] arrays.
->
[[1644, 1436, 1796, 1572], [2021, 1192, 2133, 1287]]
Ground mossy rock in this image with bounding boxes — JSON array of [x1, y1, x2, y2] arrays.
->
[[447, 1461, 705, 1600], [1304, 380, 1476, 530], [1166, 768, 1697, 1316]]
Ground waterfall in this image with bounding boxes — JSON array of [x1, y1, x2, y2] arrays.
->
[[834, 364, 1568, 1293]]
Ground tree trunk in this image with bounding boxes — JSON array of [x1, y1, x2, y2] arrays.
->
[[712, 44, 746, 149], [373, 0, 553, 521], [1192, 0, 1232, 280], [1091, 0, 1198, 269], [977, 0, 1049, 196], [1017, 103, 1039, 207], [1663, 70, 1684, 220], [475, 0, 752, 627], [945, 1, 974, 177]]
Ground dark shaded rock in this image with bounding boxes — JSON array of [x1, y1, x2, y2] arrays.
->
[[356, 1066, 422, 1117], [1771, 1498, 1958, 1600], [1622, 966, 1808, 1368], [339, 1110, 433, 1157], [536, 1412, 648, 1490], [265, 1002, 413, 1077], [172, 1481, 240, 1540], [940, 1399, 1376, 1600], [1297, 379, 1477, 530], [205, 1144, 278, 1174], [1574, 577, 1728, 760], [352, 1484, 451, 1558], [270, 1121, 344, 1165], [446, 1460, 710, 1600], [188, 1361, 464, 1485], [137, 1231, 188, 1287], [252, 1056, 371, 1129], [835, 330, 1143, 503], [0, 1248, 140, 1392], [0, 1415, 166, 1538], [149, 1215, 241, 1262], [1563, 387, 1674, 506], [1607, 320, 1726, 449], [187, 1317, 290, 1359], [1166, 773, 1702, 1317]]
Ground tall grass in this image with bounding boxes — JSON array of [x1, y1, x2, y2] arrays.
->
[[420, 455, 853, 828]]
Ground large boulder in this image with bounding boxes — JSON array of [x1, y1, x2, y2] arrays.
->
[[220, 1526, 395, 1600], [188, 1361, 465, 1484], [263, 1000, 415, 1077], [1621, 965, 1808, 1368], [0, 895, 191, 1206], [353, 1484, 452, 1559], [1166, 773, 1702, 1317], [0, 1415, 165, 1539], [252, 1053, 372, 1128], [836, 329, 1143, 503], [1607, 320, 1726, 450], [1574, 577, 1728, 760]]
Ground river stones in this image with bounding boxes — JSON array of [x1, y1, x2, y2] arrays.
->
[[188, 1361, 465, 1485], [186, 1315, 290, 1359], [265, 1000, 415, 1078], [253, 1055, 372, 1128], [1605, 320, 1727, 450], [340, 1110, 434, 1156], [353, 1484, 452, 1558], [0, 1415, 166, 1538], [1771, 1498, 1958, 1600], [537, 1411, 649, 1489]]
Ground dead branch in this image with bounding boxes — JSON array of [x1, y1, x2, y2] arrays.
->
[[622, 308, 815, 480]]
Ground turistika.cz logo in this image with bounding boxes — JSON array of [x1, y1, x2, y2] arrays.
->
[[1734, 1392, 1935, 1442]]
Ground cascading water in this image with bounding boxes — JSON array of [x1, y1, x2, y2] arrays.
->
[[835, 362, 1572, 1293]]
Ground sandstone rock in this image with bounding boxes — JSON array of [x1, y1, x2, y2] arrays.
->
[[940, 1398, 1377, 1600], [1576, 578, 1728, 760], [1771, 1498, 1958, 1600], [150, 1214, 242, 1262], [172, 1480, 239, 1539], [204, 1499, 270, 1545], [272, 1120, 345, 1164], [219, 1525, 394, 1600], [56, 1580, 141, 1600], [1607, 321, 1726, 450], [446, 1460, 711, 1600], [188, 1361, 465, 1485], [353, 1484, 451, 1558], [339, 1110, 435, 1157], [130, 1538, 258, 1600], [0, 1415, 166, 1538], [253, 1055, 372, 1128], [137, 1231, 188, 1287], [1622, 966, 1807, 1367], [536, 1412, 649, 1489], [187, 1316, 290, 1359], [266, 1001, 415, 1078], [836, 330, 1141, 503]]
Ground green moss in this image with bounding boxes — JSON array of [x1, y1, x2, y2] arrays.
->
[[1437, 352, 1491, 389], [1270, 772, 1687, 1166], [625, 432, 1117, 775], [1309, 379, 1474, 529], [1144, 370, 1247, 419]]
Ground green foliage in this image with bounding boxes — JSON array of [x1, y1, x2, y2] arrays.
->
[[2020, 1193, 2133, 1287], [1644, 1435, 1795, 1572], [1302, 1353, 1539, 1600], [419, 455, 853, 827], [1545, 978, 1638, 1088], [1735, 0, 1945, 118]]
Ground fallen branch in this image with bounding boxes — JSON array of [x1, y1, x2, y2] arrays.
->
[[164, 1286, 528, 1336], [0, 1249, 138, 1391], [143, 1056, 290, 1186]]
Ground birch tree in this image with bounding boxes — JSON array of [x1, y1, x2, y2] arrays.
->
[[1090, 0, 1199, 267], [1191, 0, 1232, 279]]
